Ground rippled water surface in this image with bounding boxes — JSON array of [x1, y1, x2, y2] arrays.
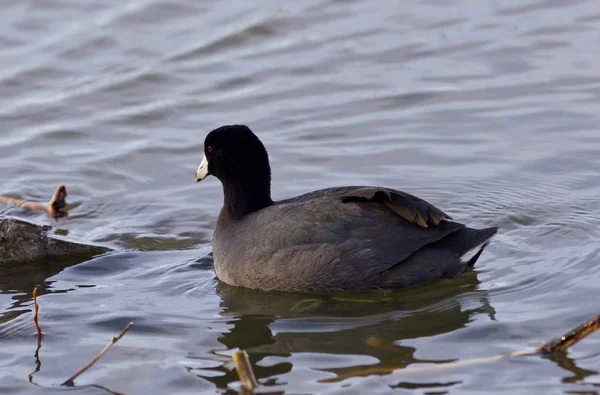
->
[[1, 0, 600, 393]]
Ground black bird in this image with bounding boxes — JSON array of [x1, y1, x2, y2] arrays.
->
[[195, 125, 498, 293]]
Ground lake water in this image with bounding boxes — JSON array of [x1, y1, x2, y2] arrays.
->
[[1, 0, 599, 393]]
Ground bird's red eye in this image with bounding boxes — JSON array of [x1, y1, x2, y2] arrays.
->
[[207, 145, 213, 154]]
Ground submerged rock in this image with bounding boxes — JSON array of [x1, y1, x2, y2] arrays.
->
[[0, 216, 109, 265]]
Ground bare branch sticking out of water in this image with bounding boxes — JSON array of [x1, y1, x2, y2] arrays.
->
[[0, 185, 68, 219], [232, 350, 259, 392], [28, 287, 42, 383], [32, 287, 41, 336], [62, 322, 133, 387], [537, 314, 600, 353]]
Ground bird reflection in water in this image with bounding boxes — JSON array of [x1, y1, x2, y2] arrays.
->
[[196, 271, 492, 389]]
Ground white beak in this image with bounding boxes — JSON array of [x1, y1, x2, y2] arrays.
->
[[195, 153, 209, 182]]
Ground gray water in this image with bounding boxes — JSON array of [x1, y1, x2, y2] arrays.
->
[[1, 0, 600, 393]]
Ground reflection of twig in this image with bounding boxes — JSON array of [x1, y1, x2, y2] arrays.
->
[[325, 313, 600, 382], [89, 384, 125, 395], [30, 380, 123, 395], [0, 185, 68, 219], [62, 322, 133, 387], [546, 350, 598, 384], [232, 350, 259, 392], [28, 324, 42, 383], [401, 313, 600, 374]]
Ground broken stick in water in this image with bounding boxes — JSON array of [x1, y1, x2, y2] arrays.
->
[[537, 313, 600, 353], [232, 349, 259, 392], [62, 322, 133, 387], [28, 287, 43, 383], [32, 287, 41, 336], [0, 185, 68, 219]]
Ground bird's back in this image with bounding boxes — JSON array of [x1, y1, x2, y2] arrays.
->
[[212, 186, 485, 292]]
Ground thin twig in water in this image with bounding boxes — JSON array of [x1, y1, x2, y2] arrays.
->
[[32, 287, 41, 336], [537, 314, 600, 353], [0, 185, 68, 219], [232, 349, 259, 392], [62, 322, 133, 387], [28, 287, 43, 383]]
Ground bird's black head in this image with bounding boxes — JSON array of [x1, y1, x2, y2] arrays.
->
[[195, 125, 273, 216], [195, 124, 271, 184]]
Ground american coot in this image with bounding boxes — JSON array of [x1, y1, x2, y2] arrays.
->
[[195, 125, 498, 293]]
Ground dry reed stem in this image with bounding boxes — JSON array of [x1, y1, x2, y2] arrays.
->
[[232, 349, 259, 392], [62, 322, 133, 387], [537, 314, 600, 353], [28, 287, 43, 383], [32, 287, 41, 336]]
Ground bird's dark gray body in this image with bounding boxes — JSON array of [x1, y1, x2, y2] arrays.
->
[[212, 186, 497, 292], [196, 125, 497, 293]]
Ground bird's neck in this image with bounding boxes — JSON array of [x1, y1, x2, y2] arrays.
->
[[222, 179, 273, 218]]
